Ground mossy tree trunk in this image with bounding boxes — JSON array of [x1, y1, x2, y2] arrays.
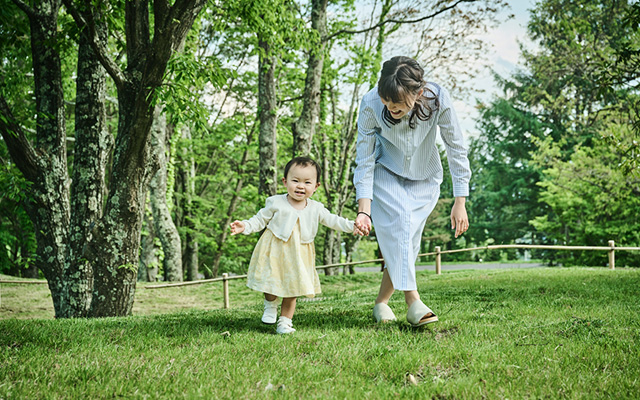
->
[[2, 0, 207, 317], [292, 0, 328, 157], [0, 0, 69, 317], [258, 35, 278, 197], [149, 107, 183, 282], [177, 126, 199, 281]]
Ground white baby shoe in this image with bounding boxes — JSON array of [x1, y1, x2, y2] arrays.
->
[[262, 298, 278, 325], [276, 316, 296, 334]]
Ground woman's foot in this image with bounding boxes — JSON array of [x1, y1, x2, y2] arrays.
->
[[262, 298, 278, 325], [406, 299, 438, 327], [276, 316, 296, 334], [372, 303, 397, 323]]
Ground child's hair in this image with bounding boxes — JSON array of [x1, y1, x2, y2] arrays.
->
[[377, 56, 439, 129], [284, 156, 322, 182]]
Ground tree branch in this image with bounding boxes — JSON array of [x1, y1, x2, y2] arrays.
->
[[326, 0, 477, 41], [10, 0, 37, 19], [0, 96, 40, 182], [62, 0, 127, 88]]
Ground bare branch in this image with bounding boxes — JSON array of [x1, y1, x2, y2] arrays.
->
[[326, 0, 478, 41]]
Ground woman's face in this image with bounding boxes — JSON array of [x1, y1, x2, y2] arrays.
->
[[380, 88, 424, 119]]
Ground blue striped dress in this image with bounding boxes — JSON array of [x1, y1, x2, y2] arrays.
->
[[353, 82, 471, 291]]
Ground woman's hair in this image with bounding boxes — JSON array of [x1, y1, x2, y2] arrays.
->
[[284, 156, 322, 182], [377, 56, 439, 129]]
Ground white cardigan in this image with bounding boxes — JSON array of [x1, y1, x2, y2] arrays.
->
[[242, 194, 354, 243]]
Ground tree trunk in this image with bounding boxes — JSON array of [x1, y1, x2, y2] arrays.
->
[[178, 126, 199, 281], [2, 0, 207, 317], [293, 0, 328, 157], [63, 14, 109, 317], [322, 229, 342, 275], [258, 36, 278, 197], [81, 1, 206, 316], [149, 107, 183, 282], [139, 208, 159, 282], [0, 1, 70, 317]]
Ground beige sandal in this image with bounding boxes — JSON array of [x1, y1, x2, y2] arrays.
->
[[407, 300, 438, 327], [373, 303, 397, 323]]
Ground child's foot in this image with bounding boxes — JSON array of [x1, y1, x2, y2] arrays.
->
[[276, 316, 296, 334], [262, 298, 278, 325]]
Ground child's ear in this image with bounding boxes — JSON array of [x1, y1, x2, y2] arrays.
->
[[282, 177, 287, 185]]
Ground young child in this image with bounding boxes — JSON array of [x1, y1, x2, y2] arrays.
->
[[230, 156, 361, 334]]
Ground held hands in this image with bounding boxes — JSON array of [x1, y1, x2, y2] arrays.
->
[[229, 220, 245, 235], [355, 212, 371, 236], [451, 197, 469, 238]]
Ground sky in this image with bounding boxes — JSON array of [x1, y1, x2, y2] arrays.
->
[[454, 0, 537, 138]]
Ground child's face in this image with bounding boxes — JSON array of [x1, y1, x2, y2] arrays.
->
[[381, 88, 424, 119], [282, 164, 320, 204]]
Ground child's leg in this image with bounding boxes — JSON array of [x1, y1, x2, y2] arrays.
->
[[277, 297, 297, 334], [280, 297, 297, 319], [262, 293, 279, 325]]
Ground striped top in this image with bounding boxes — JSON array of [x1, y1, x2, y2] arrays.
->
[[353, 82, 471, 200]]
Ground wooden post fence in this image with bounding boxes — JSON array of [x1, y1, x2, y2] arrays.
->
[[222, 273, 229, 309], [609, 240, 615, 270], [4, 241, 637, 312], [140, 241, 640, 310]]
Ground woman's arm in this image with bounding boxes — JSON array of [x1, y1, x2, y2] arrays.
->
[[353, 101, 379, 202]]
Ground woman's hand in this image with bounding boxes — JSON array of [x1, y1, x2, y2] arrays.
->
[[451, 197, 468, 238], [355, 199, 372, 236], [355, 213, 371, 236], [229, 220, 245, 235]]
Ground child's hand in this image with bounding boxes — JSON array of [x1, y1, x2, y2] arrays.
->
[[353, 225, 366, 236], [230, 220, 245, 235]]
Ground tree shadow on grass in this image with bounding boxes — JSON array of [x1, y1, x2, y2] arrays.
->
[[0, 305, 445, 350]]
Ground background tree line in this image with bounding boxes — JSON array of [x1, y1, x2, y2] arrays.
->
[[0, 0, 638, 318]]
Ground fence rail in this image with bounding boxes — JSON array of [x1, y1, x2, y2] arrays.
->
[[3, 241, 639, 309], [141, 240, 640, 308]]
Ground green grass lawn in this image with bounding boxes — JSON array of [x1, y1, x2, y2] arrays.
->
[[1, 267, 639, 399]]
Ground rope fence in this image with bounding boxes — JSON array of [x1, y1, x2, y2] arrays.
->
[[2, 241, 639, 310]]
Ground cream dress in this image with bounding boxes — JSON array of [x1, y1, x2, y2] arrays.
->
[[246, 220, 320, 298]]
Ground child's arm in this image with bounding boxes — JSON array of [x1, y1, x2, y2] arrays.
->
[[232, 196, 277, 235], [318, 207, 358, 235]]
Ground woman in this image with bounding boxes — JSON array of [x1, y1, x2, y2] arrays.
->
[[353, 56, 471, 326]]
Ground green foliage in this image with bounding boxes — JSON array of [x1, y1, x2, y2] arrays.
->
[[0, 164, 36, 276], [531, 131, 640, 266], [0, 3, 35, 129], [471, 0, 639, 265]]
